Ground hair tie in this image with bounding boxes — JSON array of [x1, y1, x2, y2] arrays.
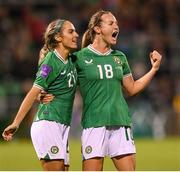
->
[[55, 19, 65, 33]]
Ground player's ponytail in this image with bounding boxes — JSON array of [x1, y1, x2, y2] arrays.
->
[[38, 44, 49, 64], [81, 29, 91, 48]]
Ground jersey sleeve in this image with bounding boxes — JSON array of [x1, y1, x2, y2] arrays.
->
[[33, 54, 61, 91], [122, 54, 132, 77]]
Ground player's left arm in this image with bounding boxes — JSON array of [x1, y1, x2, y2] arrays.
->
[[122, 50, 162, 96]]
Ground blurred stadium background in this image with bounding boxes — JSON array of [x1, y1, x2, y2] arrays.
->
[[0, 0, 180, 170]]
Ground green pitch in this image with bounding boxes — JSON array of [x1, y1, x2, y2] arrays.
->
[[0, 137, 180, 171]]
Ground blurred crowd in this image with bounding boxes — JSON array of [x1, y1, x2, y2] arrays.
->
[[0, 0, 179, 139]]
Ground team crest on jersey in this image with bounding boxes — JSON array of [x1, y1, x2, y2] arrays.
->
[[51, 146, 59, 154], [113, 56, 121, 65], [85, 145, 92, 154], [85, 59, 93, 65]]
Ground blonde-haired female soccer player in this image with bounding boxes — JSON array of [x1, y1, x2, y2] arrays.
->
[[76, 10, 162, 171]]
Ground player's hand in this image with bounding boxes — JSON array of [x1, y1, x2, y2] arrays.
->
[[37, 90, 54, 104], [2, 124, 19, 141], [150, 50, 162, 71]]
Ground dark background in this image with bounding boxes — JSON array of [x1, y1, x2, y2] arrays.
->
[[0, 0, 180, 139]]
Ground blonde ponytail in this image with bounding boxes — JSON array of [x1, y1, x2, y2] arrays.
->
[[81, 30, 92, 48], [38, 44, 49, 64]]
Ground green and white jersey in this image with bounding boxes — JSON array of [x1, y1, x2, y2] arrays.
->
[[75, 45, 132, 128], [33, 50, 77, 125]]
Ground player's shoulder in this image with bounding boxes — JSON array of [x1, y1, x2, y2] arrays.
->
[[111, 49, 126, 57], [39, 51, 63, 70], [73, 47, 89, 59], [111, 50, 128, 62], [42, 51, 56, 62], [38, 51, 52, 67]]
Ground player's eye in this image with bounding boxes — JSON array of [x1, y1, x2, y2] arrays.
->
[[69, 29, 74, 34], [109, 21, 113, 25]]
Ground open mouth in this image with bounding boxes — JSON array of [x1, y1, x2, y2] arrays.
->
[[112, 31, 119, 38]]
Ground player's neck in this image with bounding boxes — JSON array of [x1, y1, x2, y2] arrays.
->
[[55, 47, 69, 61], [92, 40, 111, 54]]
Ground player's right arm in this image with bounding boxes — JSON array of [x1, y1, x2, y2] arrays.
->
[[122, 50, 162, 96], [2, 86, 41, 141]]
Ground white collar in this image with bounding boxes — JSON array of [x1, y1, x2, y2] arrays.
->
[[88, 44, 112, 55], [54, 49, 68, 64]]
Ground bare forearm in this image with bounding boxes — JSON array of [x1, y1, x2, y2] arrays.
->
[[131, 68, 157, 95], [12, 87, 40, 127], [123, 50, 162, 96]]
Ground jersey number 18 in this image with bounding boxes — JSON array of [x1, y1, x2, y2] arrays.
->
[[97, 64, 113, 79]]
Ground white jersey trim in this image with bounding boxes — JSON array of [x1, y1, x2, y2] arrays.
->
[[54, 49, 68, 64], [33, 84, 45, 91], [88, 44, 112, 56], [123, 73, 132, 78]]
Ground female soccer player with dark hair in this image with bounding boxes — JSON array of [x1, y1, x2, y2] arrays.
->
[[2, 19, 78, 171], [75, 10, 162, 171]]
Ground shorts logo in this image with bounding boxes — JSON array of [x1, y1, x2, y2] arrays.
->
[[51, 146, 59, 154], [85, 145, 92, 154], [113, 56, 121, 65]]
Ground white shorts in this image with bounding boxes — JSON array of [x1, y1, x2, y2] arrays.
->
[[30, 120, 70, 165], [81, 126, 136, 160]]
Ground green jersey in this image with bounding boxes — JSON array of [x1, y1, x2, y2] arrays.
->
[[33, 50, 77, 125], [75, 45, 132, 128]]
